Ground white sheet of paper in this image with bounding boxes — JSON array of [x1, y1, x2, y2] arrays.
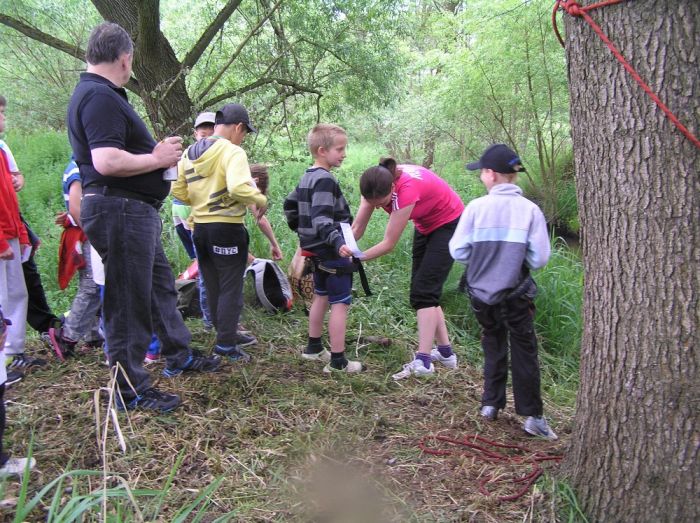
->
[[340, 222, 365, 258]]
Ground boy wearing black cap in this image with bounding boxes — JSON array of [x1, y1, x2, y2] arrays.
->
[[449, 143, 557, 440], [171, 103, 267, 362]]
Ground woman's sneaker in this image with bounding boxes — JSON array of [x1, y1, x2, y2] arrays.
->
[[392, 359, 435, 380], [523, 416, 558, 440], [323, 360, 363, 374], [430, 348, 458, 369]]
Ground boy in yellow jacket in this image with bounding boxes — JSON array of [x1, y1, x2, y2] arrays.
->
[[172, 103, 266, 362]]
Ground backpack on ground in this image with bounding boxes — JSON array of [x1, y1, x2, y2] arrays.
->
[[175, 278, 201, 318], [245, 258, 293, 313]]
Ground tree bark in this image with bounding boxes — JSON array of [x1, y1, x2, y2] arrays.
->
[[92, 0, 194, 137], [562, 2, 699, 521]]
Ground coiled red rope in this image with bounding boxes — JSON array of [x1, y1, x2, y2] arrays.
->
[[552, 0, 700, 149], [419, 433, 562, 502]]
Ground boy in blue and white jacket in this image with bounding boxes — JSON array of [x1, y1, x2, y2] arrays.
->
[[449, 144, 557, 440]]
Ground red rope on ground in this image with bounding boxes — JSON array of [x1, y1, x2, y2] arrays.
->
[[552, 0, 700, 149], [418, 433, 562, 502]]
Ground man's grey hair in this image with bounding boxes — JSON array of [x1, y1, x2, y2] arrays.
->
[[86, 22, 133, 65]]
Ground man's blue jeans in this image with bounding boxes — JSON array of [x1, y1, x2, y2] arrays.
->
[[81, 194, 192, 399]]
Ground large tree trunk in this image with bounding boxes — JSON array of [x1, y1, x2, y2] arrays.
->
[[562, 2, 699, 521], [93, 0, 193, 137]]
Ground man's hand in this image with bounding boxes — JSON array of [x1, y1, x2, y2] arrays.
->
[[0, 246, 14, 260], [270, 244, 283, 260], [11, 173, 25, 192], [153, 136, 183, 168], [339, 245, 353, 258]]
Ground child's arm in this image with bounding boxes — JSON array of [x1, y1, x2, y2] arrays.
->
[[309, 178, 347, 253], [254, 213, 283, 260], [224, 148, 267, 209], [360, 204, 412, 262], [67, 180, 83, 226], [526, 207, 551, 269], [1, 141, 24, 191], [11, 172, 24, 192], [448, 208, 473, 264], [352, 197, 374, 241], [0, 233, 12, 260]]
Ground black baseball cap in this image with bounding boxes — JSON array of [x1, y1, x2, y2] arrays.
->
[[215, 103, 256, 133], [466, 143, 526, 173]]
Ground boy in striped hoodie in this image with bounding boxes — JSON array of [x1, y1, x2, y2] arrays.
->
[[284, 124, 362, 374]]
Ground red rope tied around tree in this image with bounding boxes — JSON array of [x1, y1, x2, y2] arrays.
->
[[552, 0, 700, 149], [418, 433, 562, 502]]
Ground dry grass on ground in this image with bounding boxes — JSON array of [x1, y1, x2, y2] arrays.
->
[[1, 311, 573, 522]]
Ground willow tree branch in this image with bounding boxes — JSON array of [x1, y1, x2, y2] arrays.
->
[[182, 0, 243, 70], [0, 14, 85, 61], [201, 77, 321, 108], [196, 0, 284, 103]]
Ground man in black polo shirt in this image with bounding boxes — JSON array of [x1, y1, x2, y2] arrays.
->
[[67, 22, 220, 412]]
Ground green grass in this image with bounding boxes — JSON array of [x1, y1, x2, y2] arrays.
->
[[2, 131, 584, 521]]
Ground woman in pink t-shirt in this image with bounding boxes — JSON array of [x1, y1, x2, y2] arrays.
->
[[353, 158, 464, 380]]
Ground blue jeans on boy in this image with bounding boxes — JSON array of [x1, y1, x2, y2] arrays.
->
[[311, 249, 353, 305], [63, 238, 102, 343], [81, 194, 193, 399]]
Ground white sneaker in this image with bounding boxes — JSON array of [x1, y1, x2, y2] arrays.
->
[[523, 416, 558, 440], [323, 360, 364, 374], [0, 457, 36, 477], [480, 406, 499, 421], [301, 349, 331, 363], [430, 348, 458, 369], [392, 359, 435, 380]]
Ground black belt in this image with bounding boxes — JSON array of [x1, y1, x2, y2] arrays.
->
[[84, 186, 162, 210], [305, 256, 372, 297]]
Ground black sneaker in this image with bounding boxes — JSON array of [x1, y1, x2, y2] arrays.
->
[[48, 327, 77, 361], [5, 369, 23, 386], [116, 387, 181, 412], [7, 354, 46, 370], [236, 332, 257, 347], [213, 344, 251, 362], [162, 349, 221, 378]]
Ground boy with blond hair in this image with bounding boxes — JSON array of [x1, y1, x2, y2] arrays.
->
[[449, 143, 556, 439], [284, 124, 362, 373]]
